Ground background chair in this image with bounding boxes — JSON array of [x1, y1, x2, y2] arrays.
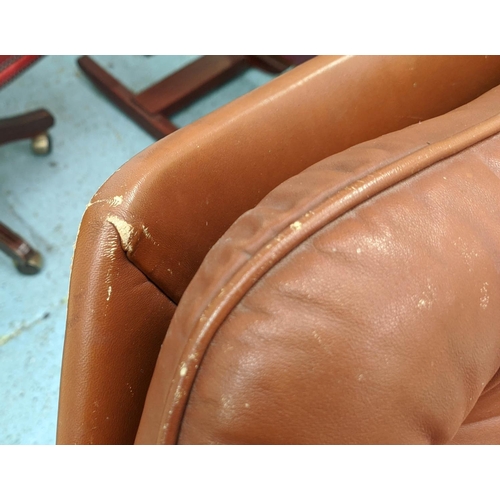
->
[[0, 55, 55, 274], [57, 55, 500, 444]]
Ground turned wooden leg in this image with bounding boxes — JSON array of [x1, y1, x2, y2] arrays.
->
[[0, 222, 43, 275]]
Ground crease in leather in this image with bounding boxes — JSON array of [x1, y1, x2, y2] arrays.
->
[[57, 214, 177, 444], [106, 217, 179, 306], [155, 110, 500, 444]]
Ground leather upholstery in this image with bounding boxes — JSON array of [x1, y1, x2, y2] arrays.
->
[[58, 55, 500, 444], [137, 85, 500, 444]]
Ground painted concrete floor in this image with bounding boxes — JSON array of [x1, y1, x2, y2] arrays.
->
[[0, 55, 275, 444]]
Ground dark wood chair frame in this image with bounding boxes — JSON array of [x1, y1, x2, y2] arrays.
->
[[0, 109, 55, 275], [78, 55, 314, 139]]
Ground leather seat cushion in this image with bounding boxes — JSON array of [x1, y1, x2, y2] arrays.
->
[[137, 85, 500, 444]]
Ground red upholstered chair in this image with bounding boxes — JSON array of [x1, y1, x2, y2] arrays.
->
[[57, 55, 500, 444], [0, 56, 55, 274]]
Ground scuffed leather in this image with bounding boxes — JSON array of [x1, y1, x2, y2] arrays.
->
[[137, 85, 500, 444], [58, 55, 500, 444]]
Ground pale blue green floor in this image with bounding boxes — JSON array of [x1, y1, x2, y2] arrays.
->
[[0, 55, 275, 444]]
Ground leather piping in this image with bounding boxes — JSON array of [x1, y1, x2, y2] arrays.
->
[[156, 112, 500, 444]]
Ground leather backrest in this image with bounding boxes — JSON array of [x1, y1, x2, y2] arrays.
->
[[58, 55, 500, 444], [137, 84, 500, 444]]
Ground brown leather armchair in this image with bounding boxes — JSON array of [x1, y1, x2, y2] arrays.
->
[[57, 55, 500, 444]]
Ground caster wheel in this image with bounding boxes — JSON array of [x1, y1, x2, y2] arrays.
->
[[14, 249, 43, 275], [31, 132, 52, 156]]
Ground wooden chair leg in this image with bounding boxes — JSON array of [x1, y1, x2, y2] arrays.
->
[[0, 222, 43, 274], [0, 109, 55, 154], [77, 56, 177, 140], [77, 55, 314, 140]]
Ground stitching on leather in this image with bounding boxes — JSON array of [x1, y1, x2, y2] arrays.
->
[[158, 112, 500, 444]]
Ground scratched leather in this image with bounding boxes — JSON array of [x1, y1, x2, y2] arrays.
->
[[58, 56, 500, 444], [138, 85, 500, 444]]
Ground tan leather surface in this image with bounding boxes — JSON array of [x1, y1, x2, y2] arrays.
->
[[90, 55, 500, 304], [59, 55, 500, 444], [137, 85, 500, 444], [57, 219, 176, 444]]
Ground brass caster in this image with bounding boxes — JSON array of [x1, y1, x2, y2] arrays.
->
[[31, 132, 52, 156], [14, 249, 43, 275]]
